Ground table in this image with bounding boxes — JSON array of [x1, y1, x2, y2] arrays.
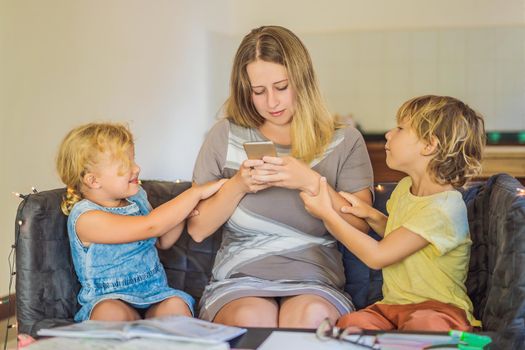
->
[[229, 327, 519, 349]]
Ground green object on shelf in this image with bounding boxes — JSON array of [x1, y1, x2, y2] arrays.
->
[[518, 132, 525, 144], [487, 132, 502, 144]]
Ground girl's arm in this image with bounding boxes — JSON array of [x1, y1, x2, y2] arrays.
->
[[156, 209, 199, 249], [76, 180, 225, 246], [156, 221, 185, 250], [252, 156, 372, 233], [300, 177, 429, 269], [187, 159, 269, 242]]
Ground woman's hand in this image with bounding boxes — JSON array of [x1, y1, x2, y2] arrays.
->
[[233, 159, 273, 194], [252, 156, 320, 195], [299, 177, 336, 220]]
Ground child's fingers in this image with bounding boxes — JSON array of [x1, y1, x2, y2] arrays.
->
[[319, 176, 328, 193], [299, 191, 310, 201], [340, 205, 356, 214], [17, 334, 36, 348], [339, 191, 358, 205]]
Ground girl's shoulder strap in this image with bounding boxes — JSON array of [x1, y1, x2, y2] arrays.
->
[[127, 186, 152, 215]]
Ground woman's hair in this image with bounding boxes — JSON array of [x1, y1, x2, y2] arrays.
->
[[396, 95, 486, 188], [56, 122, 134, 215], [225, 25, 338, 163]]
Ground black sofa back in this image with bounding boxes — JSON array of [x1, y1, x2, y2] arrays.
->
[[15, 175, 525, 346]]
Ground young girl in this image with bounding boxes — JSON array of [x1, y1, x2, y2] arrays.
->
[[56, 122, 225, 322], [301, 95, 485, 331]]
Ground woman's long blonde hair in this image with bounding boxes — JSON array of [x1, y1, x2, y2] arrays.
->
[[397, 95, 486, 188], [226, 25, 339, 163], [56, 122, 134, 215]]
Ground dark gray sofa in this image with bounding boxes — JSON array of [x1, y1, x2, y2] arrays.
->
[[14, 174, 525, 347]]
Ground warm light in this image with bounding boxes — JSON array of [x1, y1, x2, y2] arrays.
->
[[18, 220, 23, 226], [175, 179, 181, 183], [517, 188, 525, 197], [375, 184, 384, 192]]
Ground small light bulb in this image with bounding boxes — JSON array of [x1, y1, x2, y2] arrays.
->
[[175, 179, 181, 183], [18, 220, 23, 226], [517, 188, 525, 197], [375, 184, 384, 192]]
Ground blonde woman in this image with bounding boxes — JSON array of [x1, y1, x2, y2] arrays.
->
[[188, 26, 373, 328], [56, 122, 224, 322]]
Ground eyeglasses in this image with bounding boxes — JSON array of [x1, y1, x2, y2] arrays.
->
[[315, 318, 380, 349]]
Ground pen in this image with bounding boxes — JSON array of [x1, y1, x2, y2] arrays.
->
[[449, 330, 492, 348]]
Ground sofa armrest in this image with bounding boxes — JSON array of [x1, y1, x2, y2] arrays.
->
[[15, 188, 79, 337]]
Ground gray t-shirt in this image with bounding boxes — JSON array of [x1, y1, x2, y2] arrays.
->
[[193, 119, 373, 320]]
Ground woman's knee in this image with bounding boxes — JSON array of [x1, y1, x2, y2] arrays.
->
[[214, 298, 278, 327], [280, 296, 339, 328]]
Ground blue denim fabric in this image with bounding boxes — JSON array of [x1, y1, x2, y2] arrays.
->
[[67, 186, 195, 321]]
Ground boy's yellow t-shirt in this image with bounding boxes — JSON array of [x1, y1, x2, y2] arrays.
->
[[380, 177, 476, 325]]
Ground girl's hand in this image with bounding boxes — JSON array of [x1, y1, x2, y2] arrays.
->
[[234, 159, 273, 194], [299, 177, 336, 220], [339, 191, 372, 219], [196, 179, 228, 200], [253, 156, 320, 195], [188, 209, 199, 218]]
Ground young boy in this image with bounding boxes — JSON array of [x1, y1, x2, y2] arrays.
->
[[300, 95, 485, 331]]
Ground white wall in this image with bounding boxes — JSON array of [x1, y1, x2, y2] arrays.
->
[[1, 0, 524, 296], [0, 0, 233, 296]]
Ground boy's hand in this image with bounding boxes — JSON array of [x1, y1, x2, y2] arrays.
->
[[198, 179, 227, 200], [339, 191, 371, 219], [299, 177, 335, 220]]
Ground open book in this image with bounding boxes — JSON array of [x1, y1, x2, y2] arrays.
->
[[36, 315, 246, 344]]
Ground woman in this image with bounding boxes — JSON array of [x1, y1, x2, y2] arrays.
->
[[188, 25, 373, 328]]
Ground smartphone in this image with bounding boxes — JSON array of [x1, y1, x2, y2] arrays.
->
[[243, 141, 277, 160]]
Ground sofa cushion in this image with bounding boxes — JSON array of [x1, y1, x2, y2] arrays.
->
[[462, 174, 525, 342], [338, 183, 396, 310]]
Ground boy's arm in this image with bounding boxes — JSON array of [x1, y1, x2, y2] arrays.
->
[[338, 191, 388, 236], [301, 177, 428, 269]]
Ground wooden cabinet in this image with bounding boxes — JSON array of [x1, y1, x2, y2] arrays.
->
[[366, 142, 525, 184]]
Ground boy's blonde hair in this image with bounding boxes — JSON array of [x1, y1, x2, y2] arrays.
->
[[56, 122, 134, 215], [226, 25, 340, 163], [397, 95, 486, 188]]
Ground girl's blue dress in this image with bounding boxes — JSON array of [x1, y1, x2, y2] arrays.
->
[[67, 187, 194, 321]]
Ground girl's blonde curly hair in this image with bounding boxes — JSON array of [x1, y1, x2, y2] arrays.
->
[[397, 95, 486, 188], [56, 122, 134, 215]]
